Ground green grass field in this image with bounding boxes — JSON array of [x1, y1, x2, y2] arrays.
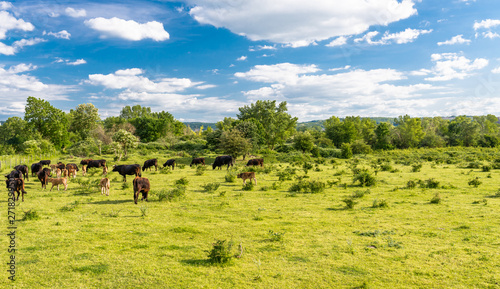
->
[[2, 148, 500, 288]]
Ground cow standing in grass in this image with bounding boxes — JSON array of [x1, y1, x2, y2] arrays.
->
[[14, 165, 29, 181], [112, 164, 141, 182], [163, 159, 176, 170], [237, 172, 257, 185], [142, 159, 158, 172], [213, 155, 234, 170], [246, 158, 264, 167], [100, 178, 110, 196], [7, 178, 27, 202], [37, 168, 51, 189], [39, 160, 51, 166], [133, 177, 150, 204], [31, 163, 42, 177], [190, 157, 205, 167]]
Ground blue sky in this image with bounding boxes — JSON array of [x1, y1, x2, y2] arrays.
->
[[1, 0, 500, 122]]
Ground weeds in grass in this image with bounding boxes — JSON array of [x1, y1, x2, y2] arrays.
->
[[175, 177, 189, 186], [406, 180, 417, 189], [372, 199, 389, 208], [412, 163, 422, 172], [225, 172, 236, 183], [482, 165, 491, 172], [303, 162, 313, 174], [353, 230, 395, 237], [386, 237, 403, 249], [121, 182, 130, 190], [158, 186, 186, 202], [242, 182, 254, 191], [202, 182, 220, 193], [206, 239, 234, 264], [277, 167, 297, 181], [430, 193, 441, 204], [22, 209, 40, 221], [60, 201, 80, 212], [468, 177, 482, 187], [342, 197, 357, 209], [419, 178, 439, 189], [352, 170, 376, 187], [218, 191, 226, 197], [268, 230, 285, 242], [108, 209, 122, 217], [195, 165, 206, 176], [288, 179, 325, 194], [351, 189, 370, 198], [140, 206, 148, 217]]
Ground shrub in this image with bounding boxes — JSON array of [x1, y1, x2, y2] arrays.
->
[[380, 163, 392, 171], [158, 186, 186, 202], [242, 182, 254, 191], [195, 165, 207, 176], [352, 189, 370, 198], [342, 197, 357, 209], [302, 162, 313, 174], [277, 167, 297, 181], [175, 177, 189, 186], [482, 165, 491, 172], [419, 178, 439, 189], [406, 180, 417, 189], [352, 170, 376, 187], [207, 239, 233, 264], [268, 230, 286, 242], [288, 179, 326, 194], [225, 172, 236, 183], [430, 193, 441, 204], [22, 209, 40, 221], [468, 177, 482, 188], [411, 163, 422, 172], [372, 199, 389, 208], [202, 182, 220, 193], [340, 143, 353, 159]]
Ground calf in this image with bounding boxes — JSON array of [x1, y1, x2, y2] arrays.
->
[[190, 157, 205, 167], [67, 167, 77, 178], [213, 155, 234, 170], [39, 160, 51, 166], [237, 172, 257, 185], [31, 162, 42, 177], [6, 178, 27, 202], [56, 162, 65, 170], [50, 164, 57, 173], [133, 177, 150, 204], [142, 159, 158, 171], [48, 177, 68, 191], [246, 158, 264, 167], [82, 165, 87, 176], [102, 166, 108, 176], [112, 164, 141, 182], [66, 163, 79, 171], [14, 165, 29, 180], [56, 168, 67, 178], [37, 168, 51, 189], [80, 159, 92, 166], [99, 178, 110, 196], [163, 159, 176, 170]]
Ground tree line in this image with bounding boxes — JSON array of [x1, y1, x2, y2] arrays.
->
[[1, 97, 499, 159]]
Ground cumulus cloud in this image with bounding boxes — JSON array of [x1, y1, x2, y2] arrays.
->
[[474, 19, 500, 30], [67, 59, 86, 66], [326, 36, 348, 47], [85, 17, 170, 41], [0, 38, 46, 55], [424, 53, 488, 81], [355, 28, 432, 45], [236, 55, 247, 61], [0, 1, 13, 10], [437, 34, 471, 45], [65, 7, 86, 18], [235, 63, 320, 84], [187, 0, 417, 47], [0, 11, 34, 39], [46, 30, 71, 40]]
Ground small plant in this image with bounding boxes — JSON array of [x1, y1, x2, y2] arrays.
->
[[108, 209, 122, 218], [175, 177, 189, 186], [411, 163, 422, 172], [372, 199, 389, 208], [177, 164, 186, 169], [386, 237, 403, 249], [351, 189, 370, 199], [276, 167, 296, 181], [482, 165, 491, 172], [139, 206, 148, 217], [22, 209, 40, 221], [406, 180, 417, 189], [268, 230, 286, 242], [419, 178, 439, 189], [121, 182, 130, 190], [288, 179, 325, 194], [218, 191, 226, 197], [195, 165, 206, 176], [430, 193, 441, 204], [202, 182, 220, 193], [225, 172, 236, 183], [302, 162, 313, 174], [353, 170, 376, 187], [342, 197, 357, 209], [468, 177, 482, 188], [60, 201, 80, 212], [380, 163, 392, 171], [242, 182, 254, 191], [206, 239, 234, 264]]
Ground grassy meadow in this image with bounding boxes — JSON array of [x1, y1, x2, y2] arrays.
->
[[2, 148, 500, 288]]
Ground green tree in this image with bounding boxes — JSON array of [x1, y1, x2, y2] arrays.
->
[[0, 117, 34, 150], [374, 122, 393, 150], [24, 96, 70, 149], [237, 100, 297, 150], [447, 115, 480, 147], [392, 115, 424, 149], [112, 129, 138, 156], [324, 116, 365, 147], [293, 131, 315, 153], [219, 129, 252, 160], [69, 103, 100, 141], [120, 105, 151, 119]]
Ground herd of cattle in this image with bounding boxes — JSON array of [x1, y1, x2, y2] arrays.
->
[[5, 156, 264, 204]]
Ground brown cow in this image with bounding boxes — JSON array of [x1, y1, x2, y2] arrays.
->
[[56, 168, 67, 178], [7, 178, 27, 202], [82, 165, 87, 176], [237, 172, 257, 185], [48, 177, 68, 191], [99, 178, 110, 196], [67, 167, 77, 178], [246, 158, 264, 167], [102, 166, 108, 176], [37, 168, 51, 189], [133, 177, 150, 204]]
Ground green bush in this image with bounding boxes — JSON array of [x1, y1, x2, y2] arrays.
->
[[372, 199, 389, 208], [342, 197, 357, 209], [419, 178, 439, 189], [352, 170, 376, 187], [430, 193, 441, 204], [341, 143, 353, 159], [202, 182, 220, 193], [288, 179, 325, 194], [22, 209, 40, 221], [195, 165, 207, 176], [411, 163, 422, 172], [175, 177, 189, 186], [206, 239, 234, 264], [225, 172, 236, 183], [158, 186, 186, 202], [242, 182, 254, 191], [468, 177, 482, 188]]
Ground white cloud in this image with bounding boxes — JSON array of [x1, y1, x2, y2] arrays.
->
[[236, 55, 247, 61], [7, 63, 36, 73], [326, 36, 348, 47], [425, 53, 488, 81], [0, 37, 46, 55], [65, 7, 87, 18], [67, 59, 86, 66], [355, 28, 432, 45], [0, 1, 13, 10], [235, 63, 320, 84], [47, 30, 71, 40], [187, 0, 417, 47], [437, 34, 471, 45], [474, 19, 500, 30], [85, 17, 170, 41], [482, 31, 500, 39], [0, 11, 34, 40], [492, 67, 500, 74], [354, 31, 382, 44]]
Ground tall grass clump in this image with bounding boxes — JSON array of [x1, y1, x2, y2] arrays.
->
[[468, 177, 482, 188], [195, 165, 207, 176], [22, 209, 40, 221], [225, 172, 236, 183], [202, 182, 220, 193], [206, 239, 234, 264], [352, 170, 376, 187], [175, 177, 189, 186], [288, 179, 325, 194], [158, 186, 186, 202]]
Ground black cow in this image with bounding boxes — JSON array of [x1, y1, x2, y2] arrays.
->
[[87, 159, 106, 169], [14, 165, 29, 181], [246, 158, 264, 167], [56, 162, 65, 170], [163, 159, 176, 170], [133, 177, 150, 204], [39, 160, 51, 166], [213, 155, 234, 170], [112, 164, 141, 182], [80, 159, 92, 166], [190, 157, 205, 167], [142, 159, 158, 172], [5, 170, 22, 180], [31, 163, 42, 177], [37, 168, 51, 189], [7, 178, 27, 202]]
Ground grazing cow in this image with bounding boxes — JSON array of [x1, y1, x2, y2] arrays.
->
[[14, 165, 29, 181], [66, 163, 79, 171], [163, 159, 176, 170], [82, 165, 87, 176], [142, 159, 158, 172], [112, 164, 141, 182], [99, 178, 110, 196], [48, 177, 68, 191], [213, 155, 234, 170], [5, 170, 22, 180], [39, 160, 51, 166], [87, 160, 107, 171], [237, 172, 257, 185], [80, 159, 92, 166], [246, 158, 264, 167], [31, 163, 42, 177], [37, 169, 51, 189], [56, 168, 68, 178], [67, 167, 77, 178], [56, 162, 65, 170], [133, 177, 150, 204], [190, 157, 205, 167], [7, 178, 27, 202]]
